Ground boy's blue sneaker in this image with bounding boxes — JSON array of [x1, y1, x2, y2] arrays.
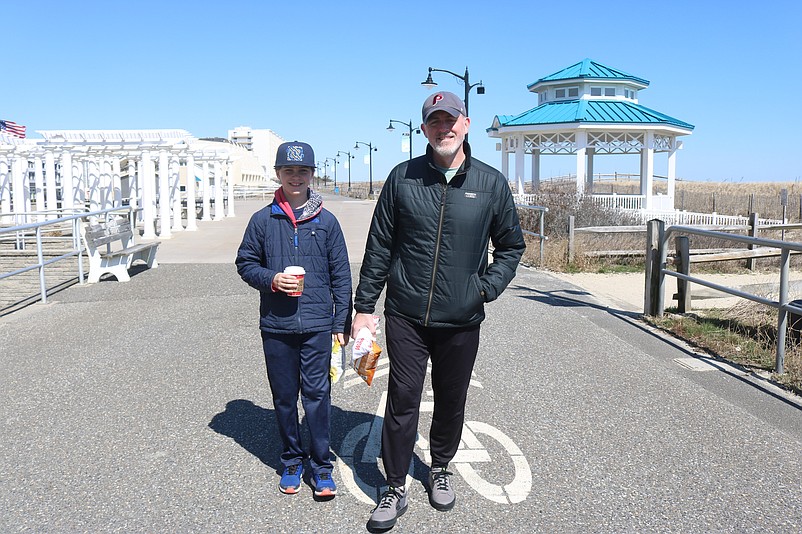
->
[[313, 472, 337, 497], [279, 464, 303, 495]]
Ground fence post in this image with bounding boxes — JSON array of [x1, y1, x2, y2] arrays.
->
[[746, 212, 758, 271], [776, 248, 791, 374], [675, 236, 690, 313], [644, 218, 665, 316], [567, 215, 575, 264]]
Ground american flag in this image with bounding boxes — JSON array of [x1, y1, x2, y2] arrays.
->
[[0, 120, 26, 138]]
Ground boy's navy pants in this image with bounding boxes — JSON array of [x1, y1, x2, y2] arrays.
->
[[261, 330, 332, 474]]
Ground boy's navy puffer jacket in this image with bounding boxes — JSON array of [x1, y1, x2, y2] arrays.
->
[[236, 190, 352, 335]]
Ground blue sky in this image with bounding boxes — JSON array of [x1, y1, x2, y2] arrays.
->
[[3, 0, 801, 184]]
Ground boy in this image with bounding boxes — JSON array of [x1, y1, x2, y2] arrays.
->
[[236, 141, 352, 498]]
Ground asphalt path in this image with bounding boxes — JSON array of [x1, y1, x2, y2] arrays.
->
[[2, 193, 802, 532]]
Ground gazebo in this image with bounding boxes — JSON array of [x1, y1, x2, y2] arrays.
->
[[487, 59, 694, 211]]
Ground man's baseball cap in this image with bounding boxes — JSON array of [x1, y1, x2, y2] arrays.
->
[[275, 141, 315, 168], [422, 91, 467, 123]]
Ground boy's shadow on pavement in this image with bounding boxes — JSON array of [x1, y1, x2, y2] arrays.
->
[[208, 399, 283, 472], [208, 399, 405, 496]]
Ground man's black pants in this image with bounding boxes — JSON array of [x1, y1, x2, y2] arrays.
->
[[381, 314, 480, 487]]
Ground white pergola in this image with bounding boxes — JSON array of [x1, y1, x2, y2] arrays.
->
[[487, 59, 694, 211], [0, 129, 237, 238]]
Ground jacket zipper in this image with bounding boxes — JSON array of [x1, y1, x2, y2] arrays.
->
[[293, 225, 303, 332], [424, 182, 448, 325]]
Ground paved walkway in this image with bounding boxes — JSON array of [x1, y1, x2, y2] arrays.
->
[[2, 193, 802, 533]]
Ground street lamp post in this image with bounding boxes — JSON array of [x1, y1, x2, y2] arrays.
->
[[421, 66, 485, 142], [322, 159, 330, 186], [354, 141, 377, 197], [337, 150, 354, 192], [387, 119, 420, 161], [325, 157, 338, 189]]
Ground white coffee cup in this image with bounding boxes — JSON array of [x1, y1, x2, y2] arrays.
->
[[283, 266, 305, 296]]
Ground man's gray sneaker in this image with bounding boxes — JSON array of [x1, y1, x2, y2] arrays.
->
[[428, 467, 455, 511], [368, 486, 408, 530]]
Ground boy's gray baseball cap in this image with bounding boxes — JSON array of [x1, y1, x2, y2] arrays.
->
[[275, 141, 315, 168], [422, 91, 467, 122]]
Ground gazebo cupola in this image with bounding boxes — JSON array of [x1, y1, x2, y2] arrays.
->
[[488, 58, 694, 211]]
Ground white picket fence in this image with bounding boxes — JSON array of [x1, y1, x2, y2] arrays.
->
[[512, 193, 783, 226]]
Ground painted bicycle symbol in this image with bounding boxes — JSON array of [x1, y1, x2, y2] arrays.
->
[[336, 358, 532, 505]]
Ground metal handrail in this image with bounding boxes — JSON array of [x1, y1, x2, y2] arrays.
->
[[0, 206, 137, 305], [645, 220, 802, 374], [516, 204, 549, 265]]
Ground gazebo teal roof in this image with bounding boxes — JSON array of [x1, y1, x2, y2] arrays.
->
[[528, 58, 650, 90], [496, 100, 694, 130]]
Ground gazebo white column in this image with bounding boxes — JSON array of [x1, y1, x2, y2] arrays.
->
[[201, 160, 211, 221], [44, 151, 58, 218], [514, 135, 525, 195], [226, 159, 235, 218], [574, 131, 587, 196], [667, 141, 678, 208], [640, 131, 655, 210], [158, 151, 172, 238], [170, 155, 183, 232], [501, 139, 510, 179], [141, 150, 157, 239], [531, 149, 541, 192], [59, 151, 74, 212], [586, 148, 595, 194], [185, 153, 197, 231], [213, 160, 224, 221], [33, 155, 45, 218]]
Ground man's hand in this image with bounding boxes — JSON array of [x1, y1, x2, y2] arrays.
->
[[351, 312, 376, 339]]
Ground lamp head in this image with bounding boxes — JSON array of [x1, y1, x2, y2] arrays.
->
[[421, 71, 437, 89], [477, 85, 486, 95], [387, 121, 395, 131]]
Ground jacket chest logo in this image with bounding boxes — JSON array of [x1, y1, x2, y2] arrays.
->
[[464, 192, 477, 199]]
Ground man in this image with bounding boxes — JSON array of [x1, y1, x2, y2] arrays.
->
[[352, 92, 526, 529], [236, 141, 352, 499]]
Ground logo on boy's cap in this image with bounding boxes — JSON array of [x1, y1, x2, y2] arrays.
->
[[275, 141, 315, 168], [422, 91, 467, 122]]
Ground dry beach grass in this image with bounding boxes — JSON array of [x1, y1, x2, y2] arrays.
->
[[521, 179, 802, 394]]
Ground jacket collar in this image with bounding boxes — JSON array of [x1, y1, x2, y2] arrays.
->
[[272, 188, 323, 225]]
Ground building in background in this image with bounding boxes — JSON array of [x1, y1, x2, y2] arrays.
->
[[228, 126, 284, 182]]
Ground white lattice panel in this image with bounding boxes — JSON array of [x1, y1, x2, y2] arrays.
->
[[587, 132, 644, 154]]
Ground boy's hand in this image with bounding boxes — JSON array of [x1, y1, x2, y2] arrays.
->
[[272, 272, 300, 294], [351, 313, 376, 339], [334, 332, 349, 347]]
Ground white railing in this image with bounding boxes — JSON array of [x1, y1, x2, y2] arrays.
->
[[591, 193, 644, 210], [0, 206, 137, 305]]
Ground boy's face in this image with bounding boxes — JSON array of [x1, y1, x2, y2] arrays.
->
[[277, 165, 314, 200]]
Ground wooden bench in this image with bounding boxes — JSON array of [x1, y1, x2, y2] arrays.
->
[[80, 216, 160, 283]]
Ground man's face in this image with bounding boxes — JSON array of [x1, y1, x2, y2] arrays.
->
[[277, 166, 313, 198], [421, 110, 471, 159]]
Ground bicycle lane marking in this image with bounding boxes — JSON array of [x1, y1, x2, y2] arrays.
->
[[336, 356, 532, 505]]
